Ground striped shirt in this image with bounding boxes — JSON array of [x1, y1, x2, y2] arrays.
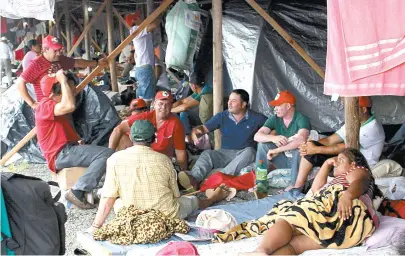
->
[[20, 55, 75, 102]]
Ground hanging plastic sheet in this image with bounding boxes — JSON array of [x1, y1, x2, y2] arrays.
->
[[0, 0, 55, 20], [0, 84, 120, 163]]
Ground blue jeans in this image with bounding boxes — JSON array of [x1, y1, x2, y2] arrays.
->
[[135, 65, 155, 100], [179, 108, 201, 135], [255, 142, 300, 185], [55, 144, 114, 192]]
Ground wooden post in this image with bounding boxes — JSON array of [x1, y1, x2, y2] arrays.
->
[[113, 7, 131, 30], [106, 0, 118, 92], [70, 14, 105, 55], [213, 0, 223, 149], [67, 0, 108, 57], [119, 22, 124, 43], [64, 0, 72, 52], [83, 0, 91, 61], [245, 0, 325, 79], [344, 97, 360, 149], [0, 0, 173, 167]]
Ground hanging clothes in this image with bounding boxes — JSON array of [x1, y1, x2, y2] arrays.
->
[[0, 17, 8, 34], [324, 0, 405, 96]]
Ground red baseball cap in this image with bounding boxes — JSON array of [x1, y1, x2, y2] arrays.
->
[[125, 11, 141, 26], [42, 35, 63, 50], [40, 74, 58, 97], [155, 91, 173, 101], [359, 96, 372, 108], [269, 91, 296, 106], [129, 98, 147, 110]]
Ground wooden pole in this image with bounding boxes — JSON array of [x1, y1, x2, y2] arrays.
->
[[64, 0, 72, 52], [113, 7, 131, 30], [70, 14, 105, 55], [106, 0, 118, 92], [60, 31, 68, 41], [245, 0, 325, 80], [213, 0, 223, 150], [83, 0, 91, 61], [67, 0, 108, 57], [0, 0, 173, 166], [344, 97, 360, 149], [119, 21, 124, 43]]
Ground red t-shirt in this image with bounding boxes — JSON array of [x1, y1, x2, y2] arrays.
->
[[35, 98, 80, 172], [126, 111, 186, 158], [21, 55, 75, 102]]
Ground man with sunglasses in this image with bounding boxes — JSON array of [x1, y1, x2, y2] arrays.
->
[[17, 35, 107, 110]]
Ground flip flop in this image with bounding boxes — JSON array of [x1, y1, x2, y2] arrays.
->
[[206, 187, 237, 201]]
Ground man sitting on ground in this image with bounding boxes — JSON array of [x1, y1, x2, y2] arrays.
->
[[17, 35, 106, 110], [109, 91, 187, 170], [178, 89, 267, 191], [254, 91, 311, 184], [129, 98, 149, 116], [36, 71, 114, 209], [171, 73, 213, 143], [88, 120, 229, 232], [286, 96, 385, 191]]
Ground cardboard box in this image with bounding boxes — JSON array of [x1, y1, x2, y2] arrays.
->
[[53, 167, 87, 191]]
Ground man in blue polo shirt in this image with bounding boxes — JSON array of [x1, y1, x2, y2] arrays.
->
[[254, 91, 311, 185], [178, 89, 267, 191]]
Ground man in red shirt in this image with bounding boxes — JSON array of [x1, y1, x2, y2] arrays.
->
[[36, 70, 114, 209], [17, 35, 107, 110], [109, 91, 187, 170]]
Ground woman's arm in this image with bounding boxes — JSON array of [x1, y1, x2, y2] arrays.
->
[[311, 157, 336, 193]]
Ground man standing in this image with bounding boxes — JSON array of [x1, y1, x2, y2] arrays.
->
[[87, 120, 229, 232], [22, 39, 41, 70], [126, 14, 160, 102], [171, 73, 213, 142], [17, 35, 106, 110], [286, 96, 385, 191], [109, 91, 187, 170], [0, 36, 13, 87], [178, 89, 267, 191], [254, 91, 311, 184], [36, 71, 114, 209]]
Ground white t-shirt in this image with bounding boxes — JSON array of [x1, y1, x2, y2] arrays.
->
[[119, 44, 132, 63], [155, 57, 170, 90], [335, 116, 385, 167], [130, 26, 154, 67]]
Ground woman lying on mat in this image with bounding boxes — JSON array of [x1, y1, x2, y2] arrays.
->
[[216, 148, 381, 255]]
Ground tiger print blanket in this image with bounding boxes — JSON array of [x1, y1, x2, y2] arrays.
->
[[215, 184, 375, 249]]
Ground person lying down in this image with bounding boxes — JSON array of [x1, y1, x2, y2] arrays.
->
[[215, 148, 381, 255]]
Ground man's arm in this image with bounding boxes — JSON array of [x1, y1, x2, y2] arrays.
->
[[16, 77, 37, 109], [108, 121, 131, 150], [271, 128, 309, 154], [171, 97, 199, 113], [175, 149, 187, 171], [172, 98, 186, 108], [146, 17, 161, 33], [254, 126, 277, 143], [91, 197, 116, 228], [54, 71, 76, 116], [191, 125, 209, 143], [74, 58, 97, 68]]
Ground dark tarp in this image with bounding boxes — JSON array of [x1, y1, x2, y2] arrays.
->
[[0, 84, 120, 163]]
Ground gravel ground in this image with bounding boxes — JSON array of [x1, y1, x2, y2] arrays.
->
[[1, 160, 267, 256]]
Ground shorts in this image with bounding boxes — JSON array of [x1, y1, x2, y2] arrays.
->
[[135, 64, 156, 101]]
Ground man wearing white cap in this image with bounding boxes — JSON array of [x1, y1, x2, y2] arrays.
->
[[0, 36, 13, 87]]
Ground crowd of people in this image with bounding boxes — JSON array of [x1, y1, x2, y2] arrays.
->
[[12, 15, 397, 255]]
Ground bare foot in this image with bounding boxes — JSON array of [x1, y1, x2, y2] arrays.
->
[[208, 184, 230, 203]]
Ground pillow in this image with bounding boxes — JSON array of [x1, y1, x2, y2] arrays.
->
[[364, 215, 405, 250]]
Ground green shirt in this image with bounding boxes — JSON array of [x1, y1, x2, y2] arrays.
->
[[191, 84, 213, 102], [263, 111, 311, 137]]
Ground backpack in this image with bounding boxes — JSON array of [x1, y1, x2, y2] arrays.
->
[[378, 199, 405, 219], [1, 172, 67, 255]]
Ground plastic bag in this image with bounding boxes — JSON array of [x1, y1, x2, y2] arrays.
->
[[375, 177, 405, 200], [165, 0, 201, 72]]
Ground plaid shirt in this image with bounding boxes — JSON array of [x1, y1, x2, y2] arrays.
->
[[102, 145, 181, 218]]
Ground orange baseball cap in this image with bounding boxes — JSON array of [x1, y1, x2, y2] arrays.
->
[[155, 91, 173, 101], [42, 35, 63, 50], [40, 74, 58, 97], [129, 98, 147, 110], [359, 96, 372, 108], [268, 91, 296, 106], [125, 11, 141, 26]]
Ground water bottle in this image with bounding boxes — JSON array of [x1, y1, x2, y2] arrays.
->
[[256, 160, 268, 194]]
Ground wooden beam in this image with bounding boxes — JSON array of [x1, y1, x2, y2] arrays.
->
[[119, 20, 125, 43], [107, 0, 118, 92], [245, 0, 325, 80], [49, 14, 64, 36], [213, 0, 223, 149], [70, 14, 105, 55], [344, 97, 360, 149], [112, 7, 131, 30], [64, 1, 72, 52], [67, 0, 108, 57], [60, 31, 68, 41], [83, 0, 91, 61], [0, 0, 173, 167]]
